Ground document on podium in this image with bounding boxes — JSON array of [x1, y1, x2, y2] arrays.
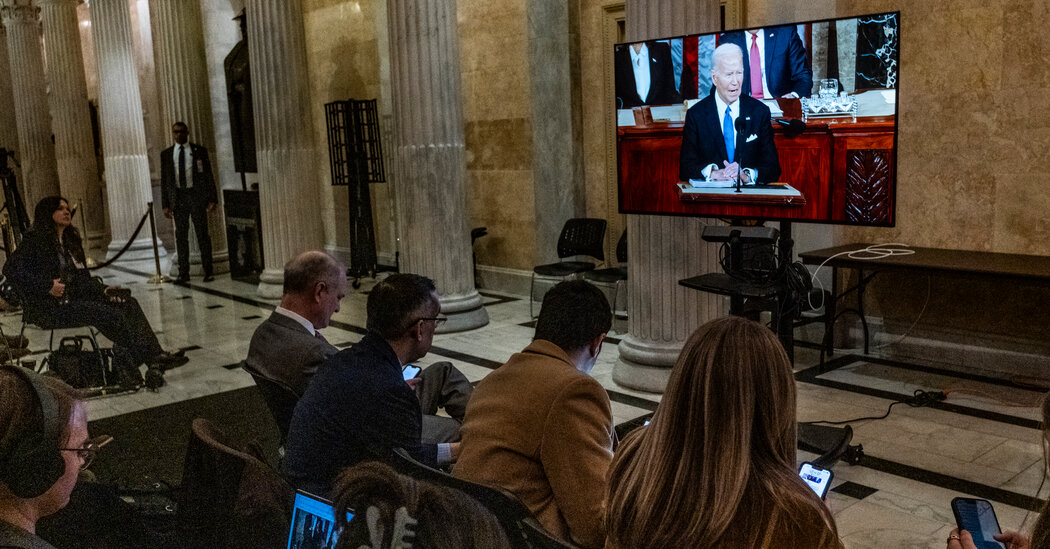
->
[[676, 183, 806, 207], [687, 178, 737, 188]]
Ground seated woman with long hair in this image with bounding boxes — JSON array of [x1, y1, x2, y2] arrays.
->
[[4, 197, 187, 386], [604, 316, 843, 549]]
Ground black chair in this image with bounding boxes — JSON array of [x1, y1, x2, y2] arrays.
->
[[177, 418, 293, 549], [530, 218, 607, 317], [583, 229, 627, 316], [5, 288, 104, 378], [240, 361, 300, 445], [521, 517, 582, 549], [471, 227, 488, 286], [390, 447, 536, 548]]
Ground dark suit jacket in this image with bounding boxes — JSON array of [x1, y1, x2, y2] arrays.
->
[[453, 340, 613, 549], [282, 333, 438, 497], [614, 41, 682, 108], [244, 312, 337, 397], [679, 93, 781, 183], [160, 142, 218, 211], [721, 26, 813, 98]]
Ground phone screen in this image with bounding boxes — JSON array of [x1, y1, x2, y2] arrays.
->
[[798, 462, 833, 500], [952, 498, 1004, 549], [402, 365, 421, 381]]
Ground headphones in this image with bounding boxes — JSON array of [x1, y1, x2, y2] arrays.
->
[[0, 365, 66, 499]]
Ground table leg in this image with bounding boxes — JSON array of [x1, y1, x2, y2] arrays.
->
[[858, 268, 870, 354]]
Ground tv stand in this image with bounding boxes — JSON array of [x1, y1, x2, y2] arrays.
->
[[678, 219, 796, 362]]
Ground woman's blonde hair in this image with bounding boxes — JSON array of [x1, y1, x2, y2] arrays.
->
[[605, 316, 840, 548]]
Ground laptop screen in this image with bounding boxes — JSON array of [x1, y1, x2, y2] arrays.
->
[[287, 490, 353, 549]]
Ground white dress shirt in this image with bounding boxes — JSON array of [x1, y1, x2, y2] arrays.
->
[[274, 306, 317, 336], [629, 43, 651, 104], [172, 143, 195, 189]]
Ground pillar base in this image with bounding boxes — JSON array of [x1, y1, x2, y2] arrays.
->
[[612, 333, 682, 393], [167, 250, 232, 277], [106, 237, 167, 264], [437, 290, 489, 333], [256, 267, 284, 299]]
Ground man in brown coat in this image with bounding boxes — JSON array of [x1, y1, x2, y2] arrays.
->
[[453, 280, 613, 549]]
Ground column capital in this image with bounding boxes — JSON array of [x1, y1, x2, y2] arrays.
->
[[0, 2, 40, 25]]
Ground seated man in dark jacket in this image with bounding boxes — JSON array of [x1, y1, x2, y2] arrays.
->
[[282, 273, 470, 496]]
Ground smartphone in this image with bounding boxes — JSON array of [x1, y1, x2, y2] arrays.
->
[[402, 364, 421, 381], [951, 498, 1005, 549], [798, 462, 833, 500]]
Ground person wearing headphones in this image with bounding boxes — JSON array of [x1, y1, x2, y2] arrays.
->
[[0, 366, 109, 547]]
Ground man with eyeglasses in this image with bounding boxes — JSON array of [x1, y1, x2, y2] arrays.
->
[[282, 273, 473, 497]]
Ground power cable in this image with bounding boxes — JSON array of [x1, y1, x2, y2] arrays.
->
[[801, 389, 946, 426]]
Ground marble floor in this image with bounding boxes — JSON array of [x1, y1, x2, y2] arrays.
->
[[8, 260, 1047, 549]]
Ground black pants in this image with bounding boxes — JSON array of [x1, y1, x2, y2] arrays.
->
[[173, 189, 213, 278], [46, 297, 164, 366]]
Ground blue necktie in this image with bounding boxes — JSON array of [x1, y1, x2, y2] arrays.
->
[[723, 106, 735, 163]]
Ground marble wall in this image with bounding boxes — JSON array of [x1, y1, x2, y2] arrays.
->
[[744, 0, 1050, 354], [302, 0, 391, 261], [457, 0, 536, 271], [298, 0, 542, 271]]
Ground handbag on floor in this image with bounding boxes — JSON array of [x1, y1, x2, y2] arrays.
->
[[46, 335, 110, 388]]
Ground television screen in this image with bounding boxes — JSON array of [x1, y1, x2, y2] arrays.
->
[[615, 12, 899, 226]]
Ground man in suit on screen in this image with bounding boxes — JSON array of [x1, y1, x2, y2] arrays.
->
[[679, 43, 781, 184], [719, 25, 813, 99], [614, 40, 683, 108]]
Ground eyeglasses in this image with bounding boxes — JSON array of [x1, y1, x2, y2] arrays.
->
[[59, 435, 113, 471], [416, 316, 448, 327]]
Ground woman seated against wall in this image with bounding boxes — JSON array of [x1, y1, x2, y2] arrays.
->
[[4, 196, 187, 386], [604, 316, 843, 549], [948, 394, 1050, 549], [330, 461, 512, 549], [0, 366, 103, 547]]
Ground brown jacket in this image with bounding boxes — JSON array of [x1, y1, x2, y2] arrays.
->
[[453, 340, 614, 549]]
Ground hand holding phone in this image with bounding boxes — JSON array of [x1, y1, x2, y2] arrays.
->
[[951, 498, 1005, 549], [402, 364, 421, 381], [798, 462, 833, 500]]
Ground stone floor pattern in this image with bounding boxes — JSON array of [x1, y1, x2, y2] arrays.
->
[[4, 260, 1045, 549]]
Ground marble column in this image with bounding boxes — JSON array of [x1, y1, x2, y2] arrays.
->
[[246, 0, 324, 298], [1, 0, 59, 209], [149, 0, 229, 276], [0, 26, 20, 174], [614, 0, 727, 393], [527, 0, 584, 263], [38, 0, 104, 244], [90, 0, 163, 262], [387, 0, 488, 332]]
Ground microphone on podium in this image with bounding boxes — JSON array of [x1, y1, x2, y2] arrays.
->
[[734, 117, 747, 193], [774, 118, 807, 138]]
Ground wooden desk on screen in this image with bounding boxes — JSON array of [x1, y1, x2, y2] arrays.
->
[[617, 113, 896, 223]]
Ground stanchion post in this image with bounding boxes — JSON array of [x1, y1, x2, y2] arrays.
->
[[146, 202, 168, 284]]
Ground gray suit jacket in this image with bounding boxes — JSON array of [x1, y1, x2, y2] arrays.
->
[[244, 311, 338, 396]]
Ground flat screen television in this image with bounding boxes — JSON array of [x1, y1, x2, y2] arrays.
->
[[614, 12, 899, 227]]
